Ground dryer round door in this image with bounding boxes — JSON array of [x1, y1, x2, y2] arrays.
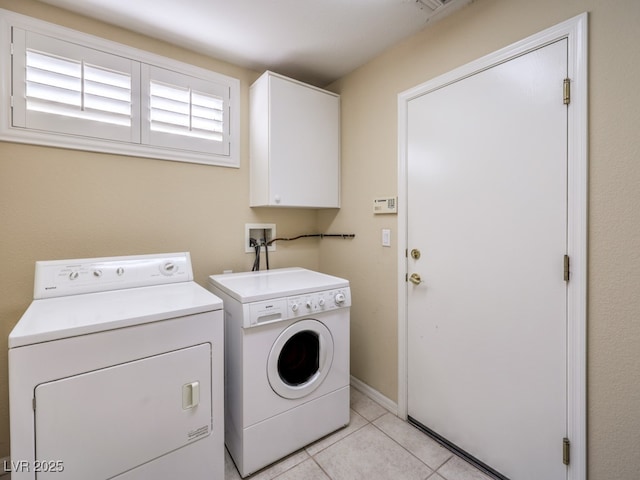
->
[[267, 319, 334, 399]]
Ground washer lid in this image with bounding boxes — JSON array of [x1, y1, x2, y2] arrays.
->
[[9, 282, 223, 348], [208, 267, 349, 303]]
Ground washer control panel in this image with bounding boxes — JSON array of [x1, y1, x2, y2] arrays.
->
[[244, 287, 351, 328], [287, 288, 351, 317], [33, 252, 193, 299]]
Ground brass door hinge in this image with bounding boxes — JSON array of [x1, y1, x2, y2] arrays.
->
[[564, 255, 570, 282], [563, 437, 570, 465], [563, 78, 571, 105]]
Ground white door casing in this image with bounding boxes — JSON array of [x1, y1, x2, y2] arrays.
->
[[397, 13, 587, 480]]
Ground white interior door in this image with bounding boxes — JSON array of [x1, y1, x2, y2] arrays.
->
[[406, 39, 568, 480]]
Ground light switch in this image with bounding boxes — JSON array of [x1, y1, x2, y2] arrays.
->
[[382, 229, 391, 247]]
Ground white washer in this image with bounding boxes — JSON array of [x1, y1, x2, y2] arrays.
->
[[8, 253, 224, 480], [208, 267, 350, 477]]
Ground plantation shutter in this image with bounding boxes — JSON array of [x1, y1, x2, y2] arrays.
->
[[141, 65, 230, 155], [12, 28, 140, 142]]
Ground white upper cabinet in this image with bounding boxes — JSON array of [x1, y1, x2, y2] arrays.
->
[[250, 71, 340, 208]]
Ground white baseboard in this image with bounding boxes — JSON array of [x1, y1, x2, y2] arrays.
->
[[350, 375, 398, 416]]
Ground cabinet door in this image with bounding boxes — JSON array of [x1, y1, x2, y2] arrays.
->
[[268, 75, 340, 208]]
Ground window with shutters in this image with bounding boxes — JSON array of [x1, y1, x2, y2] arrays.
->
[[12, 29, 139, 143], [142, 65, 230, 156], [0, 9, 240, 167]]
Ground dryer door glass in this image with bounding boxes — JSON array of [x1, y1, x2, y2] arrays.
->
[[267, 319, 334, 399]]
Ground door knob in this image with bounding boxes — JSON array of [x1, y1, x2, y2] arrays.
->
[[409, 273, 422, 285]]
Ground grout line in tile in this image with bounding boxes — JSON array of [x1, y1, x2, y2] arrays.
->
[[310, 456, 332, 480], [434, 455, 456, 479], [368, 417, 436, 477], [305, 410, 370, 457], [307, 424, 369, 457]]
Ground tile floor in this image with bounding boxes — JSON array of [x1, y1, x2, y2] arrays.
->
[[225, 388, 494, 480]]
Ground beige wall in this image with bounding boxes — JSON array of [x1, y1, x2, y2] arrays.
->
[[0, 0, 322, 457], [321, 0, 640, 478], [2, 0, 640, 479]]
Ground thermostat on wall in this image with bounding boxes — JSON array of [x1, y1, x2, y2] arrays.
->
[[373, 197, 397, 214]]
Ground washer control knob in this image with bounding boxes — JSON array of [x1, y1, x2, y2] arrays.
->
[[334, 292, 346, 305], [69, 271, 79, 280], [318, 298, 326, 307], [116, 267, 125, 276], [306, 300, 313, 309], [291, 303, 299, 312], [93, 269, 103, 278]]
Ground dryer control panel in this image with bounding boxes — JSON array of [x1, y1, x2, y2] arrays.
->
[[33, 252, 193, 299], [244, 287, 351, 327]]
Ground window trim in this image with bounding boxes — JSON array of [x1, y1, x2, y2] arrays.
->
[[0, 8, 240, 168]]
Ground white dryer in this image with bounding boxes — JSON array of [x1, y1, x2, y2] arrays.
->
[[8, 253, 224, 480], [208, 267, 350, 477]]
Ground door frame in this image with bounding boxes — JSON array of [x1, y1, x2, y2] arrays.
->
[[397, 14, 587, 480]]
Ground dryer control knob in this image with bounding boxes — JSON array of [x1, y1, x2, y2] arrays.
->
[[318, 298, 326, 307], [306, 300, 313, 309], [334, 292, 346, 305], [160, 262, 176, 275], [291, 303, 299, 312]]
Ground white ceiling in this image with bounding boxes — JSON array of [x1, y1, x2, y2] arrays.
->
[[36, 0, 471, 86]]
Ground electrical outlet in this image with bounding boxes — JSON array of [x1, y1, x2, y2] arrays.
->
[[245, 223, 276, 253]]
